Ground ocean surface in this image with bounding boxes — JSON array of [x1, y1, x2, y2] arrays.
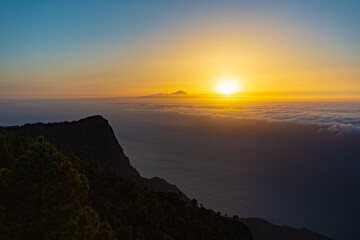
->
[[1, 98, 359, 240]]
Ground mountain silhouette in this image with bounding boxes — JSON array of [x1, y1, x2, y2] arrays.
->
[[171, 90, 188, 95], [141, 90, 189, 98], [5, 116, 334, 240], [6, 115, 186, 199]]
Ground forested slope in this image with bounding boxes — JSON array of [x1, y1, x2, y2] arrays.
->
[[0, 130, 252, 240]]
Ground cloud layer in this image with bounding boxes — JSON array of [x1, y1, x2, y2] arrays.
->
[[111, 100, 360, 135]]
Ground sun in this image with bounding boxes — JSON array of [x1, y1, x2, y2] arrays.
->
[[214, 78, 242, 95]]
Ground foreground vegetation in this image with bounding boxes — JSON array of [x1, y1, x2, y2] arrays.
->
[[0, 130, 252, 240]]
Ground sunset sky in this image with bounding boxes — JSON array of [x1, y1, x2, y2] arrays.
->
[[1, 0, 360, 99]]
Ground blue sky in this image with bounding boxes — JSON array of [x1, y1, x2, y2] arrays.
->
[[1, 0, 360, 98]]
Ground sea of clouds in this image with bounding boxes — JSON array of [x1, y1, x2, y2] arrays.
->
[[111, 100, 360, 135]]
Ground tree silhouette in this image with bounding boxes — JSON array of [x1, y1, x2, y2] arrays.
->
[[0, 131, 252, 240], [0, 136, 115, 239]]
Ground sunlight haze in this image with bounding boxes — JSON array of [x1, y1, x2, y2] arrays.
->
[[1, 1, 360, 99]]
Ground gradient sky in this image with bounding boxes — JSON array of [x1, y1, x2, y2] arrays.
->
[[1, 0, 360, 98]]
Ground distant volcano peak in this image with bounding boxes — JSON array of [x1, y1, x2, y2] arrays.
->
[[141, 90, 189, 98], [171, 90, 187, 95]]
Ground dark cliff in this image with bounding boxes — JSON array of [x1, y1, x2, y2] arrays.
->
[[5, 116, 334, 240], [6, 115, 185, 199], [0, 129, 253, 240]]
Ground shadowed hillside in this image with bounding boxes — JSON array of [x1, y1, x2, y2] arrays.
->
[[0, 131, 253, 239], [2, 116, 336, 240], [240, 218, 333, 240], [6, 116, 185, 199]]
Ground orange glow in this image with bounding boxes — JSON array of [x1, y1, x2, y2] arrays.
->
[[1, 15, 359, 100]]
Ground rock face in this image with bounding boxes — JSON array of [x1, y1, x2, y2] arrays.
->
[[240, 218, 334, 240], [6, 115, 186, 199]]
